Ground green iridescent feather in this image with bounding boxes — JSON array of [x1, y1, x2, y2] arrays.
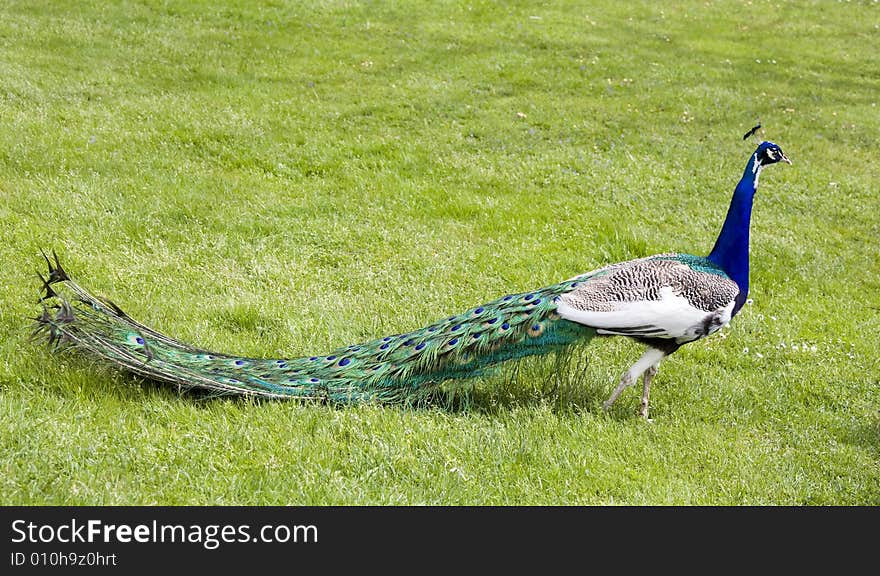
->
[[33, 251, 602, 403]]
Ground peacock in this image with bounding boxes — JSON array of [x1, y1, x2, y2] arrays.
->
[[32, 139, 790, 418]]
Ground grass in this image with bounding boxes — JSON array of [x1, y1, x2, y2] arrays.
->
[[1, 0, 878, 505]]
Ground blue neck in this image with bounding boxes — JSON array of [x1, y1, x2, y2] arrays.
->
[[707, 152, 760, 315]]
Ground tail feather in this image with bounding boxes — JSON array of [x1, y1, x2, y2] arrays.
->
[[33, 251, 598, 403]]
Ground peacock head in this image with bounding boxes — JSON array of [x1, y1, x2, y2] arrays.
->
[[754, 141, 791, 167]]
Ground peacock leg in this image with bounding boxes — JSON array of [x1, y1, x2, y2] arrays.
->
[[603, 347, 665, 414], [639, 365, 659, 419], [602, 372, 633, 411]]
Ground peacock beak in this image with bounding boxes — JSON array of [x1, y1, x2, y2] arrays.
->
[[781, 152, 791, 165]]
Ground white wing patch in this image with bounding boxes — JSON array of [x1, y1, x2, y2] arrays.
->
[[557, 286, 735, 343]]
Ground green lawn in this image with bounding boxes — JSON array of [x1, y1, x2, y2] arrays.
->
[[1, 0, 878, 505]]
